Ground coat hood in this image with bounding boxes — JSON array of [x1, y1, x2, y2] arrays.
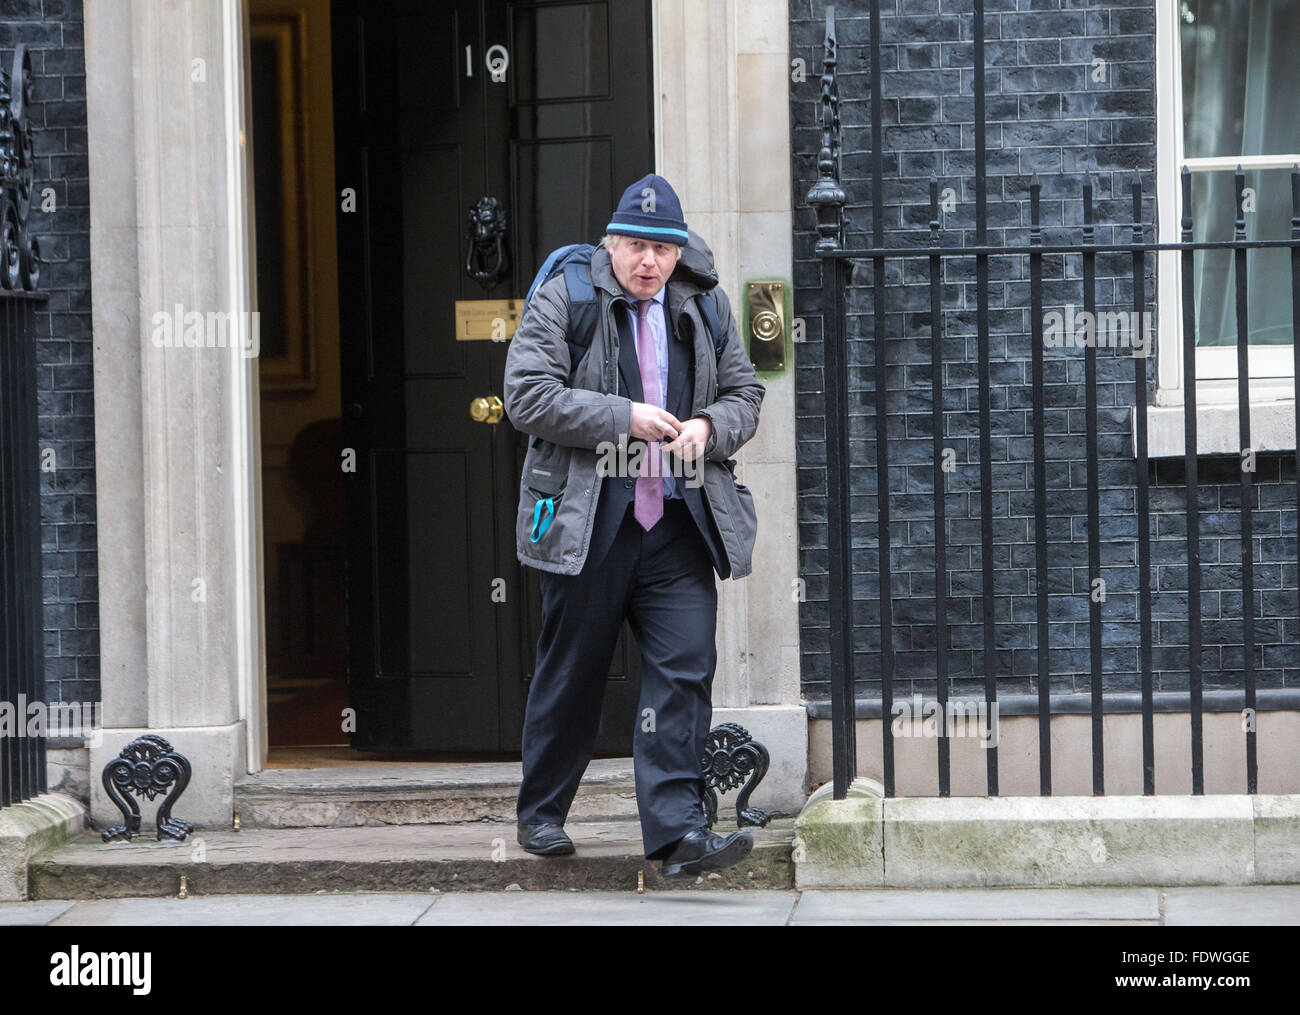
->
[[669, 229, 719, 292]]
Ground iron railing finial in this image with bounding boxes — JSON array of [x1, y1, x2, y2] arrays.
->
[[806, 6, 844, 254]]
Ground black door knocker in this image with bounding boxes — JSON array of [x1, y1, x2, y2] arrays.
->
[[465, 196, 510, 290]]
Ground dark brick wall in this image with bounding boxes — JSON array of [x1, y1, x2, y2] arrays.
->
[[789, 0, 1299, 703], [4, 0, 99, 707]]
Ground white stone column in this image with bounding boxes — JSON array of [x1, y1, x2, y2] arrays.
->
[[86, 0, 256, 827], [655, 0, 806, 814]]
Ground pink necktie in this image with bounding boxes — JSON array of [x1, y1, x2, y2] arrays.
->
[[633, 298, 663, 531]]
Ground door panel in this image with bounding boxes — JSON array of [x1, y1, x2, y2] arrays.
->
[[335, 0, 654, 752], [511, 139, 615, 263], [493, 0, 654, 754], [337, 0, 499, 751], [510, 2, 611, 103]]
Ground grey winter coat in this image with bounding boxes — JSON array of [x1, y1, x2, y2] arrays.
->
[[502, 232, 765, 578]]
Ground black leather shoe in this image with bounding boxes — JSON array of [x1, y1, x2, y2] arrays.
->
[[659, 827, 753, 878], [517, 822, 574, 856]]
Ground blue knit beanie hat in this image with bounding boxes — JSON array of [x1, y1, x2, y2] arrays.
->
[[605, 173, 689, 245]]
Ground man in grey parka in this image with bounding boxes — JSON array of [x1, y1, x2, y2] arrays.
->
[[503, 174, 764, 876]]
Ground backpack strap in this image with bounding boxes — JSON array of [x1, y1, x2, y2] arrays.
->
[[696, 289, 725, 361], [562, 261, 596, 305], [525, 244, 582, 310], [561, 263, 602, 372]]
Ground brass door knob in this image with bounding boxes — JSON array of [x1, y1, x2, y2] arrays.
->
[[470, 395, 504, 423]]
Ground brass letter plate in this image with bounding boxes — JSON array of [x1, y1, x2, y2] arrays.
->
[[455, 299, 524, 341]]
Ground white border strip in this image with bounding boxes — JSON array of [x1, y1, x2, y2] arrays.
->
[[222, 0, 263, 773], [1155, 0, 1184, 400], [1184, 155, 1300, 172]]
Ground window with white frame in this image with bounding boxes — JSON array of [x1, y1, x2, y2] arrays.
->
[[1157, 0, 1300, 388]]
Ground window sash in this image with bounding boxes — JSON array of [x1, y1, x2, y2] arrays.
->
[[1158, 0, 1299, 388]]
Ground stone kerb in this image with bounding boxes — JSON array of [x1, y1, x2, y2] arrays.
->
[[793, 778, 886, 889], [794, 788, 1300, 889], [0, 794, 86, 901]]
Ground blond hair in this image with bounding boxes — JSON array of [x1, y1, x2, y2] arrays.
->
[[602, 233, 681, 259]]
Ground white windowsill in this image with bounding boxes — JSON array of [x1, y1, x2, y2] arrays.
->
[[1139, 384, 1297, 458]]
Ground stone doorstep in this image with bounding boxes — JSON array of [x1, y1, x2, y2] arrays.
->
[[233, 757, 642, 828], [28, 819, 797, 899], [793, 780, 1300, 889]]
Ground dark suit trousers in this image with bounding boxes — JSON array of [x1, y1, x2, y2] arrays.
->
[[516, 497, 718, 859]]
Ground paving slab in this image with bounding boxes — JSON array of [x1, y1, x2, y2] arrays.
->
[[0, 900, 76, 925], [414, 889, 796, 925], [792, 919, 1161, 926], [1161, 885, 1300, 925], [792, 887, 1161, 923], [6, 886, 1297, 924], [47, 893, 439, 926]]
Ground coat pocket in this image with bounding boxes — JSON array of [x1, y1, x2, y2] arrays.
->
[[711, 457, 756, 577], [722, 458, 753, 500], [519, 460, 567, 545], [524, 464, 566, 498]]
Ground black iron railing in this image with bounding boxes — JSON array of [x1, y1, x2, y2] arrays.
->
[[0, 42, 46, 810], [0, 293, 46, 809], [809, 4, 1300, 800]]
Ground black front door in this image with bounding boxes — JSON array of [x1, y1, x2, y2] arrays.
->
[[333, 0, 654, 752]]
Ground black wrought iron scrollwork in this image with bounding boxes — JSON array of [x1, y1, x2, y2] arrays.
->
[[100, 735, 195, 842], [464, 196, 509, 289], [701, 722, 771, 829], [805, 7, 845, 254], [0, 44, 41, 291]]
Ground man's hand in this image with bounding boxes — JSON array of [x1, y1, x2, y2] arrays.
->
[[661, 416, 712, 461], [630, 402, 682, 441]]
